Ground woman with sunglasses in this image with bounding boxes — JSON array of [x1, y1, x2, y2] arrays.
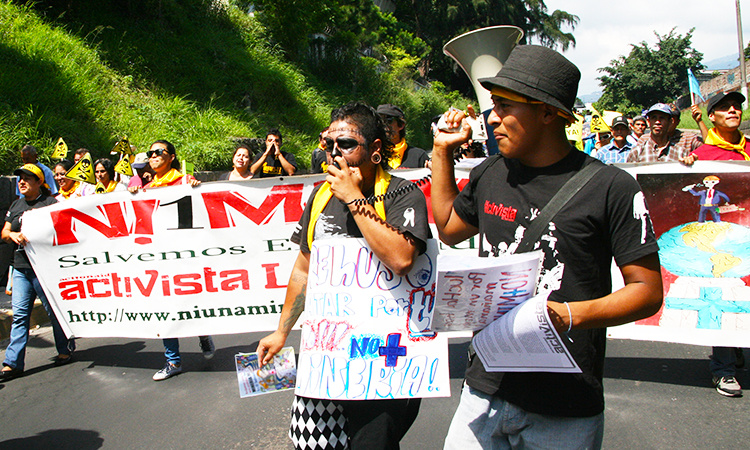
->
[[94, 158, 126, 194], [129, 140, 214, 381], [1, 164, 75, 380]]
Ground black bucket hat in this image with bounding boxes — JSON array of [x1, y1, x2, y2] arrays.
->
[[479, 45, 580, 116]]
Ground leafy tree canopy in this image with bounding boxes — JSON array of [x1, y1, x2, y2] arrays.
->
[[596, 28, 704, 114]]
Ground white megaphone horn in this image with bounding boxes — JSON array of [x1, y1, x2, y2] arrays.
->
[[443, 26, 524, 114]]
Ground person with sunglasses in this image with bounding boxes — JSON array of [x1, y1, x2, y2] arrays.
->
[[257, 102, 431, 449], [249, 129, 298, 178], [129, 140, 214, 381]]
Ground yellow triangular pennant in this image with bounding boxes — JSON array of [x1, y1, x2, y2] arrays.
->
[[94, 182, 107, 194], [110, 136, 133, 155], [114, 154, 134, 177], [565, 113, 584, 142], [51, 137, 68, 160], [66, 153, 96, 184], [590, 112, 610, 133]]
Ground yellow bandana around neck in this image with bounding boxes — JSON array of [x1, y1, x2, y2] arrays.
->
[[705, 128, 750, 159], [59, 181, 80, 199], [148, 168, 183, 188], [307, 165, 391, 249], [388, 138, 408, 169]]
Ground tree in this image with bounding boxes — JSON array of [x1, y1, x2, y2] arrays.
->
[[596, 28, 703, 113]]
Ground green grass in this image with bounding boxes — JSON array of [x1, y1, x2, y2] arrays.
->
[[678, 105, 750, 130], [0, 0, 460, 173]]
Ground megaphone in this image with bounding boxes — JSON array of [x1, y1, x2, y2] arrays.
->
[[443, 26, 524, 114]]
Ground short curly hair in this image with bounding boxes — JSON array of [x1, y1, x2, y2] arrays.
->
[[330, 102, 394, 171]]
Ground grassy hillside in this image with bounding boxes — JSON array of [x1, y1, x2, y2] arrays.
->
[[0, 0, 460, 173]]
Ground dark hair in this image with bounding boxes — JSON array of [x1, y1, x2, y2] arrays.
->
[[233, 145, 252, 157], [94, 158, 115, 182], [74, 148, 89, 156], [21, 144, 38, 156], [151, 140, 180, 170], [330, 102, 394, 170], [266, 128, 282, 145], [55, 159, 74, 172]]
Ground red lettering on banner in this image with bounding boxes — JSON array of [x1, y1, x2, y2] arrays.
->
[[201, 185, 304, 228], [262, 263, 288, 289], [51, 199, 158, 246]]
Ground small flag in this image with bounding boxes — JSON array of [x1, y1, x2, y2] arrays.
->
[[688, 69, 705, 103], [565, 113, 584, 142], [114, 154, 134, 177], [51, 137, 68, 160], [111, 136, 133, 155], [590, 110, 610, 133], [66, 153, 95, 184]]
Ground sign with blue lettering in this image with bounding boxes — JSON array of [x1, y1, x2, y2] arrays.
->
[[295, 238, 450, 400]]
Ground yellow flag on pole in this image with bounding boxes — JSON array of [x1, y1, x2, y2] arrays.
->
[[66, 153, 95, 184], [51, 137, 68, 160], [111, 136, 133, 155], [114, 154, 134, 177], [590, 110, 611, 133]]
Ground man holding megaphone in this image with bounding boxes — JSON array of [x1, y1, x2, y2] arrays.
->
[[430, 44, 663, 449]]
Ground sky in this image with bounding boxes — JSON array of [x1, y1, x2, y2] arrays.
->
[[540, 0, 750, 96]]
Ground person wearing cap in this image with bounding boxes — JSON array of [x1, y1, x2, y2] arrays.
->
[[595, 116, 634, 164], [667, 103, 704, 151], [430, 44, 662, 448], [377, 104, 430, 169], [681, 90, 748, 398], [127, 152, 155, 188], [250, 128, 297, 177], [1, 164, 75, 380], [15, 145, 58, 197], [310, 127, 330, 174], [627, 103, 701, 163]]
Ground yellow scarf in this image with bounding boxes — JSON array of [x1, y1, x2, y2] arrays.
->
[[58, 181, 80, 199], [705, 128, 750, 160], [388, 138, 408, 169], [307, 165, 391, 249], [148, 168, 183, 188], [95, 180, 118, 194]]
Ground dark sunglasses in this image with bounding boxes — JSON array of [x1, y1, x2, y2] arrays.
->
[[323, 137, 363, 154], [147, 148, 170, 158]]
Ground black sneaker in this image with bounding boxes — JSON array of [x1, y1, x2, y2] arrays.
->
[[199, 336, 215, 360], [713, 376, 742, 397]]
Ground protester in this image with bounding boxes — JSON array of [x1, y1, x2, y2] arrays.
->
[[1, 164, 75, 380], [250, 129, 297, 177], [595, 116, 634, 164], [70, 148, 96, 196], [127, 153, 154, 189], [16, 145, 58, 197], [377, 103, 430, 168], [627, 103, 700, 163], [310, 127, 330, 174], [430, 45, 663, 448], [257, 102, 431, 449], [219, 146, 253, 181], [54, 160, 81, 201], [682, 91, 748, 397], [93, 158, 125, 194], [130, 140, 215, 380], [631, 115, 647, 141]]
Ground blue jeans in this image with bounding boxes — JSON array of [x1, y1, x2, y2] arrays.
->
[[4, 267, 74, 371], [444, 384, 604, 450], [710, 347, 737, 377], [163, 338, 180, 365]]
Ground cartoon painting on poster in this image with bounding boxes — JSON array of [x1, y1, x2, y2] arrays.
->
[[609, 162, 750, 347]]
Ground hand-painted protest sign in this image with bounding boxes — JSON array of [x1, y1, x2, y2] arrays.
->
[[432, 251, 542, 331], [21, 168, 475, 339], [608, 161, 750, 347], [295, 238, 450, 400]]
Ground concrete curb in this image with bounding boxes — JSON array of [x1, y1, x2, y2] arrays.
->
[[0, 299, 50, 343]]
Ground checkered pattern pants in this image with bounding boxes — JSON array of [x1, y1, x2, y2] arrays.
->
[[289, 396, 348, 450]]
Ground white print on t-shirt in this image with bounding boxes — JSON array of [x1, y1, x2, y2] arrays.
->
[[315, 212, 345, 238], [484, 224, 525, 256], [403, 208, 415, 227], [535, 222, 564, 295], [632, 192, 650, 244]]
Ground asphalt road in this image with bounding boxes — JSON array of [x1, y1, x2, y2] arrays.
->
[[0, 327, 747, 449]]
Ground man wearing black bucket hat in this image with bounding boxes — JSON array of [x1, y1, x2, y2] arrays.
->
[[430, 45, 663, 448]]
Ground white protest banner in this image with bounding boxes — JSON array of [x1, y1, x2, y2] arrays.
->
[[21, 167, 477, 340], [295, 238, 451, 400], [608, 161, 750, 347], [22, 177, 315, 339], [432, 251, 542, 331]]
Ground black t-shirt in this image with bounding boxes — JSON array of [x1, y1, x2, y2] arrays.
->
[[291, 176, 431, 253], [453, 150, 658, 417], [397, 145, 429, 169], [252, 151, 298, 178], [310, 148, 328, 174], [6, 194, 57, 269]]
